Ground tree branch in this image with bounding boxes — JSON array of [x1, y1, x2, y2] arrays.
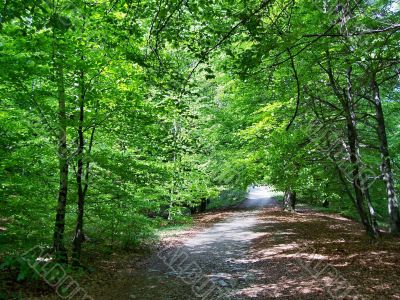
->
[[303, 24, 400, 38], [286, 48, 301, 130]]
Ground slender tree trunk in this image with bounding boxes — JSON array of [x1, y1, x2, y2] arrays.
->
[[283, 190, 296, 211], [371, 76, 400, 234], [343, 97, 374, 235], [324, 56, 379, 237], [72, 68, 85, 266], [71, 133, 85, 265], [363, 183, 380, 236], [83, 126, 95, 198], [168, 119, 179, 220], [341, 68, 379, 237], [199, 198, 207, 212], [53, 60, 69, 263], [72, 65, 85, 266], [71, 67, 97, 267], [342, 68, 379, 237]]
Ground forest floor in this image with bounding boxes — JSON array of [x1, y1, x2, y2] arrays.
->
[[29, 187, 400, 299]]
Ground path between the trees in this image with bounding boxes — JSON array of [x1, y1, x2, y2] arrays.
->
[[82, 186, 279, 300], [77, 186, 400, 300]]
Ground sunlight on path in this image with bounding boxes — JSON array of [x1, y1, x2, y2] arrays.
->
[[240, 186, 279, 208], [185, 187, 278, 249], [127, 186, 280, 299]]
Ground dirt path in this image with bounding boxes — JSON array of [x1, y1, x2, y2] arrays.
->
[[149, 187, 279, 299], [83, 187, 279, 300], [70, 187, 400, 300], [121, 187, 281, 300]]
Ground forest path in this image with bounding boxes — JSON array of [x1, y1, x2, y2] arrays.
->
[[83, 187, 279, 300], [124, 186, 279, 299], [35, 187, 400, 300], [79, 186, 400, 300]]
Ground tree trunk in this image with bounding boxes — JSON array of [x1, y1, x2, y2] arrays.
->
[[283, 190, 296, 211], [371, 76, 400, 234], [340, 67, 379, 238], [363, 183, 380, 237], [324, 56, 379, 237], [168, 118, 179, 220], [53, 60, 69, 264], [72, 67, 86, 267], [199, 198, 207, 212]]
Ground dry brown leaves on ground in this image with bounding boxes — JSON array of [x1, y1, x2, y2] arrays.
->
[[249, 208, 400, 299]]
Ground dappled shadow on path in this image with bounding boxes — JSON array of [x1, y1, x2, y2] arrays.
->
[[241, 208, 400, 299], [79, 201, 400, 299]]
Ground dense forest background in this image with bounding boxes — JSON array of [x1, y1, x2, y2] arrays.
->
[[0, 0, 399, 283]]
